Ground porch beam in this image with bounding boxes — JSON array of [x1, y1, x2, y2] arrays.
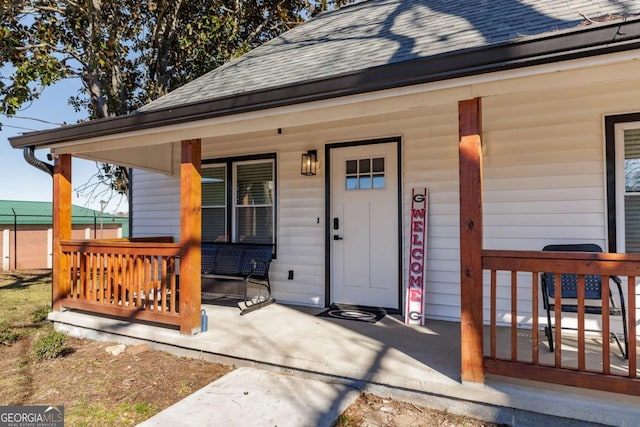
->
[[52, 154, 72, 311], [179, 139, 202, 335], [459, 98, 484, 383]]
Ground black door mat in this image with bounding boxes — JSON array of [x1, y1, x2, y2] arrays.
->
[[316, 304, 386, 323]]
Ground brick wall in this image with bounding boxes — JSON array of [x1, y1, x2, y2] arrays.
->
[[1, 224, 122, 271]]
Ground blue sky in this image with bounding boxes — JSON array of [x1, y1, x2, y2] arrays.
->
[[0, 79, 127, 214]]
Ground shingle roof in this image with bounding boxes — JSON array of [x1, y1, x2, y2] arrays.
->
[[0, 200, 128, 227], [9, 0, 640, 149], [140, 0, 640, 112]]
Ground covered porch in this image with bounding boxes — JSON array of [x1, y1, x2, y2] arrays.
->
[[43, 97, 640, 402]]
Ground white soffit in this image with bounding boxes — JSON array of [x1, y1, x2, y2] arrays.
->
[[68, 143, 173, 174]]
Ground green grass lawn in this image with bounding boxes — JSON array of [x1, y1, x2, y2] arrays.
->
[[0, 270, 52, 335]]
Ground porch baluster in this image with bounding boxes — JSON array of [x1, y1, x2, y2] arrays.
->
[[127, 254, 134, 307], [106, 254, 113, 305], [114, 253, 122, 306], [532, 271, 539, 366], [554, 273, 562, 368], [90, 253, 94, 300], [577, 274, 586, 371], [160, 257, 168, 312], [80, 252, 87, 301], [629, 276, 637, 379], [490, 269, 497, 359], [168, 257, 176, 313], [511, 271, 518, 361], [602, 275, 611, 374], [152, 256, 159, 311], [142, 256, 150, 310], [99, 253, 105, 303], [68, 251, 75, 300]]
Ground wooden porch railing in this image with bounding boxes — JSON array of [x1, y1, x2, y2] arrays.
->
[[482, 249, 640, 396], [58, 238, 182, 326]]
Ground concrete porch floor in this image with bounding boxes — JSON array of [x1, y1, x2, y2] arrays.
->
[[50, 302, 640, 426]]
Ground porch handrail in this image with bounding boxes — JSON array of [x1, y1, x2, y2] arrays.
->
[[483, 249, 640, 276], [482, 249, 639, 396], [60, 237, 178, 253], [58, 238, 182, 326]]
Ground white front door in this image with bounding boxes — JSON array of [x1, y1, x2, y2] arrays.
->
[[330, 141, 399, 309]]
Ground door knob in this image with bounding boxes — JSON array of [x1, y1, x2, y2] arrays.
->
[[333, 235, 343, 240]]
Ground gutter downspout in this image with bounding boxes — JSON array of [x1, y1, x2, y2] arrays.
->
[[23, 146, 54, 176]]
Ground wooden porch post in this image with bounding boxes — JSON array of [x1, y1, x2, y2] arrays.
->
[[180, 139, 202, 335], [52, 154, 72, 311], [459, 98, 484, 383]]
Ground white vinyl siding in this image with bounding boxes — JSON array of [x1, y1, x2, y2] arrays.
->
[[130, 64, 640, 324], [130, 142, 181, 239]]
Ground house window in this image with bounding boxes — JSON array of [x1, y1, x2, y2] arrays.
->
[[617, 126, 640, 252], [605, 114, 640, 253], [202, 154, 276, 244], [202, 165, 227, 242]]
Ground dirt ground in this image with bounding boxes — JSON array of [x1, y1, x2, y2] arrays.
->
[[1, 270, 503, 426], [0, 331, 232, 426], [336, 394, 503, 427]]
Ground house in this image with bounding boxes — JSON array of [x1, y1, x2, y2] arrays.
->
[[0, 200, 128, 270], [8, 0, 640, 398]]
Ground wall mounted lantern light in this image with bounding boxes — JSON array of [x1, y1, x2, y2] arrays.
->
[[301, 149, 318, 176]]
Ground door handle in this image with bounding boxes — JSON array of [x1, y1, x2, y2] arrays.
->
[[333, 235, 343, 240]]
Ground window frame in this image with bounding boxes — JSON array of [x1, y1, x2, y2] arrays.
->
[[201, 163, 228, 243], [202, 153, 277, 251], [605, 113, 640, 253]]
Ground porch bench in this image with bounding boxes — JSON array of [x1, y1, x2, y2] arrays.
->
[[201, 242, 275, 314]]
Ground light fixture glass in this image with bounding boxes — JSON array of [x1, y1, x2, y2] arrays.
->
[[301, 149, 317, 176]]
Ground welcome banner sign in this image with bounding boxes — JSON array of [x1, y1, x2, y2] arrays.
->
[[405, 188, 428, 325]]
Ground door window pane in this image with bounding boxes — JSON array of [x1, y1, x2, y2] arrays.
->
[[345, 157, 386, 191], [346, 160, 357, 174], [346, 176, 358, 190], [372, 157, 385, 173], [359, 176, 371, 189], [372, 174, 385, 189], [359, 159, 371, 173]]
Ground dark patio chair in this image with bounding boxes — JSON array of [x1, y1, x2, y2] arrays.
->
[[541, 243, 628, 359]]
